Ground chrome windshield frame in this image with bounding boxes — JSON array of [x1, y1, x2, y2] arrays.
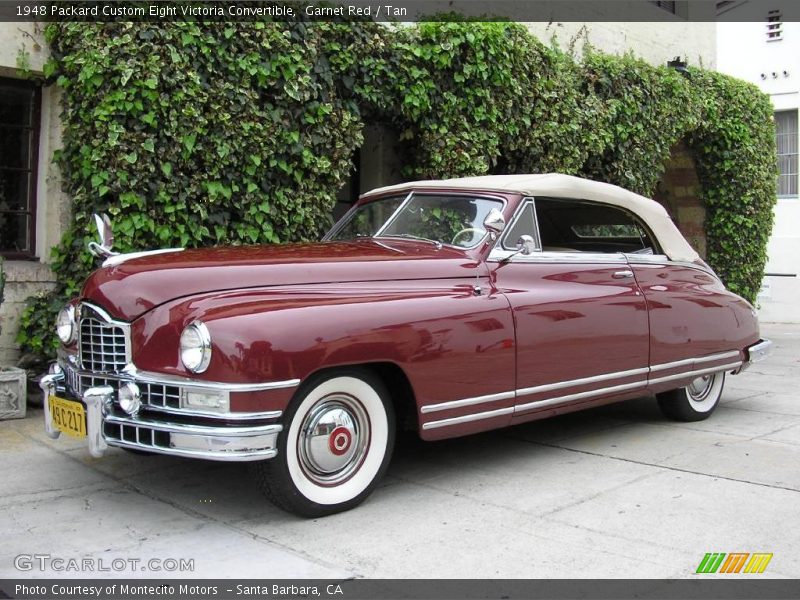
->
[[324, 191, 508, 250]]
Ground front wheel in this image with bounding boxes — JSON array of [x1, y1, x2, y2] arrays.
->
[[656, 371, 726, 422], [252, 369, 395, 517]]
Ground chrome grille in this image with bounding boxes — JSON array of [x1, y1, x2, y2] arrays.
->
[[141, 382, 181, 409], [64, 364, 180, 411], [79, 306, 128, 373], [103, 420, 169, 448], [66, 368, 114, 395]]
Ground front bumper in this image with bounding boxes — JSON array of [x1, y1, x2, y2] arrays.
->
[[41, 370, 284, 462]]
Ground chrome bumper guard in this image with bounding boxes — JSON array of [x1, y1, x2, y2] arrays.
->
[[735, 338, 773, 374], [40, 371, 282, 462]]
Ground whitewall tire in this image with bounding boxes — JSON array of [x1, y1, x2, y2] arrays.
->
[[657, 371, 726, 422], [252, 369, 395, 517]]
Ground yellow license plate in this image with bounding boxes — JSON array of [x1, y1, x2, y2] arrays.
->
[[49, 395, 87, 439]]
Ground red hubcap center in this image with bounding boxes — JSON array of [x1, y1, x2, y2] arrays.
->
[[329, 426, 352, 456]]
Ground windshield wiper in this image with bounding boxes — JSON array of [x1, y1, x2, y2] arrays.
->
[[378, 234, 443, 249]]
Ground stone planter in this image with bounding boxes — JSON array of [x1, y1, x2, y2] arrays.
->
[[0, 366, 26, 420]]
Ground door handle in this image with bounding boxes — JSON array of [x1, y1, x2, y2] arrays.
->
[[612, 270, 634, 279]]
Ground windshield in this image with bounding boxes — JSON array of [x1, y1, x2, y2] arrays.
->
[[328, 193, 504, 248]]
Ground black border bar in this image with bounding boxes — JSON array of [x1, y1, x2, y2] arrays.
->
[[2, 1, 800, 23], [2, 579, 800, 600]]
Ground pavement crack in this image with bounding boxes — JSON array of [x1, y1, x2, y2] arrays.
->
[[511, 437, 800, 494], [723, 404, 800, 418], [749, 421, 800, 442]]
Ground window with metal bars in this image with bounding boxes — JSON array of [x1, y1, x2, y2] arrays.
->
[[0, 77, 40, 258], [776, 111, 798, 197]]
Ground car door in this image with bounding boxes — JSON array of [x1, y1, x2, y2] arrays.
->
[[490, 198, 650, 421]]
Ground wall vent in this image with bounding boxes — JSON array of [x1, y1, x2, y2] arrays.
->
[[767, 9, 783, 42], [650, 1, 677, 13]]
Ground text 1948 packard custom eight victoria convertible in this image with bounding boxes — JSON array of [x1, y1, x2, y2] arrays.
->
[[42, 174, 771, 516]]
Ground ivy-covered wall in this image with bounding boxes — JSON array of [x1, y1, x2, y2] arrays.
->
[[18, 20, 777, 357]]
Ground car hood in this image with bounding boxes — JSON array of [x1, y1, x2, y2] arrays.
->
[[81, 239, 480, 320]]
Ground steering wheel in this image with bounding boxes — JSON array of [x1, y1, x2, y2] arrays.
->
[[450, 228, 485, 247]]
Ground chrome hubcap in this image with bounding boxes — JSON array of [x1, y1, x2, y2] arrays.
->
[[298, 395, 369, 485], [687, 374, 714, 402]]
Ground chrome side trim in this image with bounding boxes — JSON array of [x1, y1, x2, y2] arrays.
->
[[420, 391, 516, 414], [422, 407, 514, 430], [126, 366, 301, 393], [648, 362, 742, 387], [421, 350, 745, 428], [516, 366, 650, 398], [487, 251, 628, 265], [133, 402, 283, 421], [514, 380, 647, 415], [649, 350, 741, 373], [624, 254, 718, 277], [623, 253, 669, 264]]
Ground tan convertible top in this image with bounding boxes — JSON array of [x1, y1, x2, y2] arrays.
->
[[366, 174, 700, 263]]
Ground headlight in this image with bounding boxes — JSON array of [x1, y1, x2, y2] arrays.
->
[[56, 305, 77, 345], [180, 321, 212, 373]]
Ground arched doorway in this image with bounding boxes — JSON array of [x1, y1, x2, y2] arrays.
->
[[653, 141, 707, 259], [332, 124, 405, 222]]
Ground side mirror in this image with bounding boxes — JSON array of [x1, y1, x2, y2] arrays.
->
[[483, 208, 506, 237], [88, 213, 118, 259], [516, 234, 536, 255]]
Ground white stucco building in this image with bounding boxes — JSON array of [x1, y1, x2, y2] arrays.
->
[[717, 2, 800, 323]]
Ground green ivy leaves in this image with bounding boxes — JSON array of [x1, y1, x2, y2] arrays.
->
[[16, 20, 775, 358]]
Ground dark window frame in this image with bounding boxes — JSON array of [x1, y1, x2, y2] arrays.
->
[[0, 76, 41, 259], [501, 196, 663, 256], [775, 110, 798, 197]]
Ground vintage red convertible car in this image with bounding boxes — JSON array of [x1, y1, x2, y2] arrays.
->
[[42, 174, 771, 516]]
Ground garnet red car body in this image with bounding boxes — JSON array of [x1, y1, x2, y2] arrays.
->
[[41, 174, 771, 517]]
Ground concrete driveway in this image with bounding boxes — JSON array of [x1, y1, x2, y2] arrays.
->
[[1, 323, 798, 579]]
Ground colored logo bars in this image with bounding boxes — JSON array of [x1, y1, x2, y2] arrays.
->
[[696, 553, 773, 574]]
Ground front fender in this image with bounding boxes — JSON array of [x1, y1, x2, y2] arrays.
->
[[130, 281, 516, 420]]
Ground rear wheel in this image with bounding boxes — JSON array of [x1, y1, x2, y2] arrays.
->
[[252, 369, 395, 517], [657, 371, 725, 422]]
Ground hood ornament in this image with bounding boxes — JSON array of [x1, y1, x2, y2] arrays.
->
[[87, 213, 119, 259]]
